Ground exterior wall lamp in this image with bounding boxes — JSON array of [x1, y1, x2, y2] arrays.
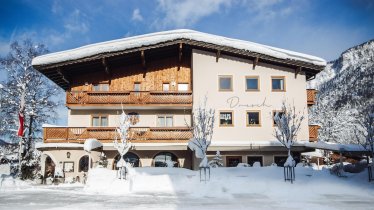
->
[[67, 152, 71, 159]]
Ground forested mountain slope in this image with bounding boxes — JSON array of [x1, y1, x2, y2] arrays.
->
[[308, 40, 374, 143]]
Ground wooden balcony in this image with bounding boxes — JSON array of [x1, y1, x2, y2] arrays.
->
[[307, 89, 317, 106], [66, 91, 193, 107], [309, 125, 320, 142], [43, 126, 192, 143]]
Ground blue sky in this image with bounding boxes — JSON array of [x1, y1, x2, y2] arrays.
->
[[1, 0, 374, 125]]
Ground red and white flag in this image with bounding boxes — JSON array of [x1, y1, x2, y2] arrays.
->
[[17, 112, 24, 137], [18, 91, 26, 137]]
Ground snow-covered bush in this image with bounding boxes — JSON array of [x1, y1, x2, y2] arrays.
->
[[98, 152, 108, 168], [252, 162, 261, 168], [208, 151, 223, 168], [236, 163, 250, 167]]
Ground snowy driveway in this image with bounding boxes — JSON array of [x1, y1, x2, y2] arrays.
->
[[1, 185, 374, 210]]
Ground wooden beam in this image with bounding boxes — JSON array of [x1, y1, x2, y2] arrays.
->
[[179, 43, 183, 63], [295, 66, 302, 78], [141, 50, 146, 69], [253, 57, 259, 70], [102, 57, 110, 75], [216, 50, 221, 62], [56, 68, 70, 85]]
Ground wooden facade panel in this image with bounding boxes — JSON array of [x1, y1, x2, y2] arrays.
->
[[70, 56, 191, 92]]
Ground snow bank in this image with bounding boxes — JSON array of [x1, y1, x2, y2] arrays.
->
[[84, 166, 374, 199], [0, 176, 31, 190], [32, 29, 326, 67]]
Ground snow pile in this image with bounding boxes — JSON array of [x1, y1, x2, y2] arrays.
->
[[32, 29, 326, 67], [83, 138, 102, 152], [84, 167, 374, 198], [0, 176, 31, 190]]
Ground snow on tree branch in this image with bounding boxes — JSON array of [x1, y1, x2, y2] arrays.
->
[[188, 97, 215, 168], [354, 104, 374, 163], [114, 109, 133, 169], [274, 101, 304, 167]]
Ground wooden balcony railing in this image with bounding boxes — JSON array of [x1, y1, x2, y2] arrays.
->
[[66, 91, 193, 106], [307, 89, 317, 106], [309, 125, 320, 142], [43, 126, 192, 143]]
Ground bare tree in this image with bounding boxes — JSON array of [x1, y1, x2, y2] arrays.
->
[[188, 98, 215, 168], [114, 109, 133, 178], [0, 40, 60, 179], [274, 102, 305, 167]]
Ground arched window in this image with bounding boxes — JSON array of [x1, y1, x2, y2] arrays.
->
[[44, 156, 55, 177], [79, 155, 90, 172], [124, 152, 140, 167], [153, 152, 178, 167], [113, 152, 140, 170]]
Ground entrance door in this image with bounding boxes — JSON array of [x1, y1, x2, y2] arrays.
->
[[226, 156, 242, 167]]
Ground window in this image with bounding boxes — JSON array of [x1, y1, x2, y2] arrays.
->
[[113, 152, 140, 169], [226, 156, 242, 167], [157, 116, 173, 127], [247, 156, 263, 167], [178, 83, 189, 91], [273, 111, 285, 126], [245, 76, 259, 91], [92, 83, 109, 91], [219, 75, 232, 91], [219, 111, 233, 126], [92, 116, 108, 126], [272, 77, 285, 91], [63, 162, 74, 172], [79, 155, 91, 172], [246, 111, 261, 126], [163, 83, 170, 92], [134, 82, 141, 91], [154, 152, 178, 167]]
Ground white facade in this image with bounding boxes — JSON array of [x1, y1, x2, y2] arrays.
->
[[192, 49, 310, 144]]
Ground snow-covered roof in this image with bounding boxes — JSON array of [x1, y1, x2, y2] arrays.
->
[[84, 138, 103, 152], [32, 29, 326, 67], [35, 142, 84, 149], [304, 141, 368, 153]]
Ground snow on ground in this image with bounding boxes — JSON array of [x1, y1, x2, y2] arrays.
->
[[1, 167, 374, 210]]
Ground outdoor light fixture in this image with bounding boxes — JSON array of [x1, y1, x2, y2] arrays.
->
[[67, 152, 71, 159]]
